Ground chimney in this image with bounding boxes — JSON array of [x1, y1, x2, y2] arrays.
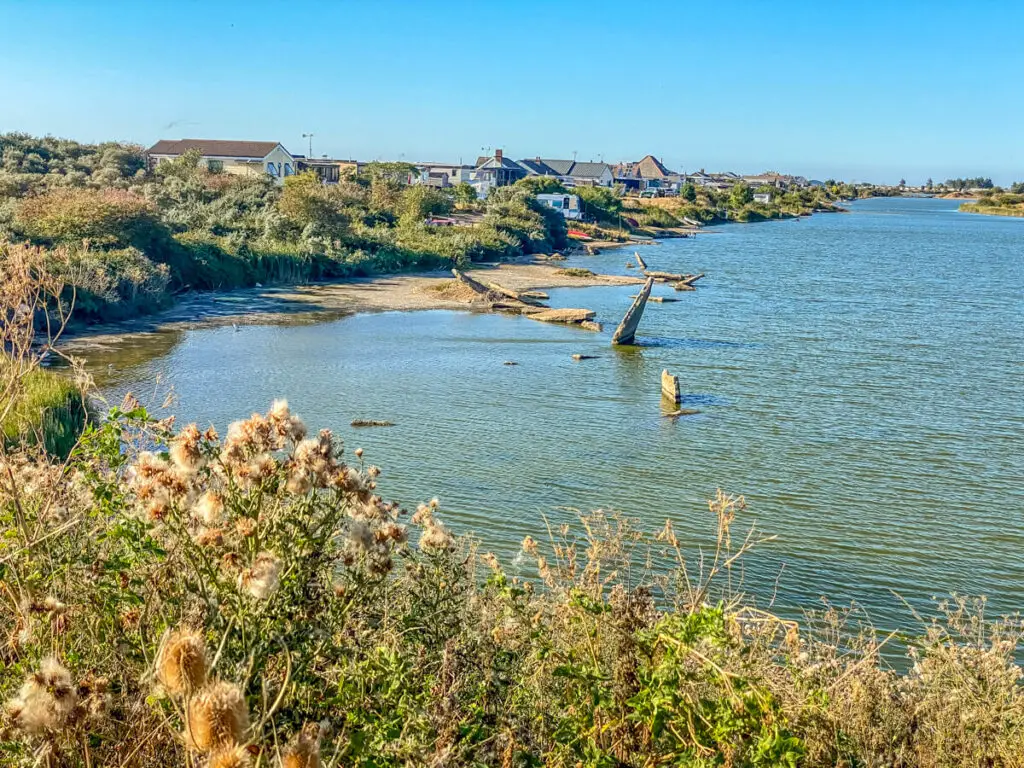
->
[[495, 148, 503, 163]]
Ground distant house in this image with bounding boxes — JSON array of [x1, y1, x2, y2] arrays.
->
[[146, 139, 296, 181], [474, 149, 527, 188], [519, 158, 614, 187], [753, 192, 772, 204], [742, 173, 806, 190], [635, 154, 672, 182], [295, 158, 363, 184], [686, 170, 736, 191], [517, 158, 560, 177], [536, 193, 583, 220], [411, 162, 475, 188], [566, 161, 614, 187]]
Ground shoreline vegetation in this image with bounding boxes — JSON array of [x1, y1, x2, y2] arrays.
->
[[2, 132, 856, 334], [3, 160, 1024, 767], [959, 194, 1024, 218]]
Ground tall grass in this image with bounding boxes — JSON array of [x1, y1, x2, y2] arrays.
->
[[0, 365, 89, 457]]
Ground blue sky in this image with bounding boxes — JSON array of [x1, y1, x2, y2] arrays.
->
[[2, 0, 1022, 184]]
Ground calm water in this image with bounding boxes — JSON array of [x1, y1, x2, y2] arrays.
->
[[81, 198, 1024, 628]]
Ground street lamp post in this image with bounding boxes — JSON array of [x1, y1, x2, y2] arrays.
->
[[302, 133, 314, 158]]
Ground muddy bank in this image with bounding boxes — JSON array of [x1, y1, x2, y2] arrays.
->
[[60, 257, 643, 353]]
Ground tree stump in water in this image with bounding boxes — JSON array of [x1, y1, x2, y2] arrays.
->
[[611, 277, 654, 345]]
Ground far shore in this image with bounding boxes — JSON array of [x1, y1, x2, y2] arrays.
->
[[58, 256, 647, 353]]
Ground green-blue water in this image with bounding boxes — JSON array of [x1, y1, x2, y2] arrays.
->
[[83, 198, 1023, 627]]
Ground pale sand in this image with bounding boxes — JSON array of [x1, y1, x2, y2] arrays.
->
[[60, 258, 644, 352]]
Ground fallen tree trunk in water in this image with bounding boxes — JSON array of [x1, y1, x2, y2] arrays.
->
[[351, 420, 395, 427], [527, 308, 596, 325], [634, 251, 648, 270], [644, 270, 704, 283], [612, 277, 654, 345]]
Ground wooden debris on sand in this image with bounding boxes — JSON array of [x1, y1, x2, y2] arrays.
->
[[611, 277, 654, 345]]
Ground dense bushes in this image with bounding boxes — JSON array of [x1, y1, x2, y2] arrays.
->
[[1, 135, 569, 326], [1, 399, 1022, 767]]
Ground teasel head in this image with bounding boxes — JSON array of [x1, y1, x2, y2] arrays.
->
[[156, 628, 208, 697], [208, 742, 252, 768], [281, 722, 322, 768], [185, 681, 249, 752]]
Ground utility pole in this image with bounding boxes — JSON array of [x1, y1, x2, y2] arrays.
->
[[302, 133, 314, 158]]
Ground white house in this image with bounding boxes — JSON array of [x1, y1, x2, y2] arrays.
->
[[753, 192, 772, 204], [536, 193, 583, 220], [411, 163, 475, 188], [146, 139, 296, 182]]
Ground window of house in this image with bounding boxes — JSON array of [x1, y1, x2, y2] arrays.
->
[[284, 163, 293, 176], [266, 162, 279, 177], [207, 159, 224, 173]]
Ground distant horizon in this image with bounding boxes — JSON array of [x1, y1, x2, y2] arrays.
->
[[3, 0, 1022, 186]]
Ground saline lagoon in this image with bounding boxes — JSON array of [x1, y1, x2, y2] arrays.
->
[[79, 197, 1023, 630]]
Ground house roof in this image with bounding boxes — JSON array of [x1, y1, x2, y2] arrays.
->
[[146, 139, 286, 159], [518, 158, 561, 176], [567, 162, 611, 179], [636, 155, 672, 179], [539, 159, 575, 176], [476, 155, 525, 171], [611, 162, 638, 178]]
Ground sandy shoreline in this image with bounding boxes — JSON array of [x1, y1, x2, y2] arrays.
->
[[60, 257, 646, 352]]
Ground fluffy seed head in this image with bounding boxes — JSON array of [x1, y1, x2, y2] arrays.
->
[[239, 551, 282, 599], [186, 682, 249, 752], [208, 743, 252, 768], [281, 722, 322, 768], [194, 490, 225, 526], [157, 628, 208, 696]]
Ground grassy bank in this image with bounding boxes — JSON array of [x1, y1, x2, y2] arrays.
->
[[0, 364, 89, 457], [1, 400, 1021, 768], [960, 194, 1024, 217]]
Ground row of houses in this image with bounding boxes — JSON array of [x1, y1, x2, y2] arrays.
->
[[144, 139, 817, 199]]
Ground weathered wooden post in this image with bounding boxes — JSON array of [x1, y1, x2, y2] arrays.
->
[[611, 277, 654, 345], [634, 251, 648, 270], [661, 369, 681, 404]]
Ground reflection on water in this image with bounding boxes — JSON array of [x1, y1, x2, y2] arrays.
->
[[76, 198, 1024, 629]]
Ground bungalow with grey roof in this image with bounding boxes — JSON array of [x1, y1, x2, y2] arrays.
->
[[145, 139, 296, 182], [518, 157, 614, 187]]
